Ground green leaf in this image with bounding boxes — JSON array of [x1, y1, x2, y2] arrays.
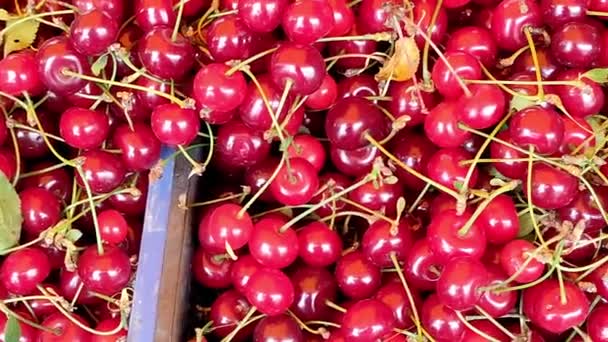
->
[[510, 95, 535, 112], [4, 315, 20, 342], [65, 229, 83, 243], [582, 68, 608, 83], [91, 55, 109, 76], [0, 173, 22, 252], [3, 17, 40, 56], [588, 116, 607, 152], [517, 209, 539, 238]]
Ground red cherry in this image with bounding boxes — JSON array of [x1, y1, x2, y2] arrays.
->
[[98, 209, 129, 244], [238, 74, 293, 132], [134, 0, 176, 31], [91, 318, 127, 342], [305, 74, 338, 110], [325, 97, 389, 150], [270, 43, 326, 95], [193, 63, 248, 113], [385, 80, 437, 127], [558, 116, 594, 155], [446, 26, 497, 67], [36, 36, 90, 95], [253, 315, 303, 341], [19, 187, 61, 236], [330, 145, 379, 178], [490, 0, 543, 51], [297, 221, 343, 267], [490, 130, 527, 179], [374, 281, 420, 330], [215, 120, 271, 170], [335, 250, 381, 299], [405, 238, 443, 291], [522, 162, 578, 209], [282, 0, 334, 44], [231, 254, 262, 294], [551, 21, 601, 68], [69, 9, 119, 56], [361, 220, 414, 267], [431, 51, 481, 99], [348, 176, 403, 216], [341, 299, 396, 342], [0, 50, 44, 96], [58, 268, 98, 305], [436, 257, 488, 311], [457, 84, 506, 129], [73, 0, 125, 20], [192, 247, 233, 289], [554, 69, 605, 119], [509, 106, 565, 155], [77, 245, 132, 296], [427, 209, 487, 263], [0, 248, 50, 295], [245, 268, 294, 316], [134, 76, 171, 110], [327, 24, 378, 70], [209, 289, 254, 341], [206, 15, 256, 63], [500, 239, 545, 283], [513, 47, 561, 80], [108, 174, 148, 216], [413, 0, 448, 48], [587, 304, 608, 342], [290, 266, 337, 321], [198, 203, 253, 254], [558, 188, 608, 234], [237, 0, 287, 33], [248, 216, 299, 269], [59, 107, 110, 149], [112, 122, 162, 171], [462, 320, 509, 342], [477, 194, 520, 244], [286, 134, 326, 172], [424, 100, 472, 147], [39, 312, 91, 341], [426, 148, 479, 192], [21, 161, 72, 202], [137, 28, 194, 80], [76, 150, 126, 194], [150, 103, 199, 146], [327, 0, 354, 36], [421, 294, 465, 341], [270, 158, 319, 206], [356, 0, 398, 33], [476, 269, 518, 318]]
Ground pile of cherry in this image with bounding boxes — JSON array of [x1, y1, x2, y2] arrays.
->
[[2, 0, 608, 340]]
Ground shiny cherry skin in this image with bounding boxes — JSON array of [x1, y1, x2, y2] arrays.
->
[[462, 320, 509, 342], [19, 187, 61, 236], [12, 109, 57, 159], [385, 79, 437, 127], [193, 63, 248, 113], [500, 239, 545, 283], [421, 294, 465, 341], [198, 203, 253, 253], [424, 100, 472, 147], [59, 107, 109, 149], [112, 122, 161, 171], [325, 97, 389, 150], [446, 26, 497, 67], [73, 0, 124, 20], [134, 0, 175, 31], [37, 36, 90, 95], [246, 268, 294, 316], [138, 28, 194, 80], [405, 238, 443, 291], [135, 76, 171, 110], [0, 50, 44, 96], [69, 9, 119, 56], [21, 161, 72, 202], [413, 0, 448, 48], [335, 250, 381, 299], [336, 75, 377, 99], [248, 216, 298, 269], [523, 162, 578, 209], [237, 0, 287, 33], [427, 209, 487, 263], [192, 248, 233, 289], [457, 84, 506, 129], [558, 188, 608, 233], [270, 43, 326, 95], [490, 130, 527, 179], [587, 304, 608, 342], [253, 315, 302, 342], [108, 174, 148, 215], [375, 281, 420, 330], [58, 268, 98, 305], [341, 299, 396, 342], [348, 176, 403, 216], [215, 120, 271, 170], [327, 24, 378, 70], [150, 103, 199, 146], [286, 134, 326, 172], [243, 157, 279, 203], [436, 257, 488, 311], [558, 116, 594, 155], [426, 148, 479, 191], [305, 74, 338, 110], [477, 194, 520, 244], [590, 257, 608, 301], [78, 245, 131, 296], [551, 21, 601, 68], [97, 209, 129, 244], [431, 51, 481, 99], [0, 149, 17, 180], [491, 0, 543, 51], [297, 221, 343, 267], [554, 69, 605, 119], [270, 158, 319, 206], [76, 150, 126, 194], [206, 15, 255, 63], [0, 248, 51, 295], [290, 267, 337, 321], [39, 312, 91, 341], [327, 0, 354, 36], [231, 254, 262, 294], [541, 0, 587, 28], [513, 47, 561, 80], [330, 145, 379, 177], [356, 0, 398, 33], [509, 106, 564, 155], [0, 309, 38, 341], [91, 318, 127, 342], [476, 269, 518, 317], [282, 0, 334, 44], [361, 220, 414, 267], [238, 74, 293, 132]]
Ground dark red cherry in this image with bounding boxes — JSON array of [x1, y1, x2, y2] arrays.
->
[[150, 103, 199, 146], [238, 0, 287, 33], [362, 220, 414, 267], [490, 0, 543, 51], [554, 69, 605, 119], [112, 123, 161, 171], [446, 26, 497, 67], [305, 74, 338, 110], [348, 176, 403, 216], [238, 74, 294, 132], [342, 299, 396, 342], [325, 97, 389, 150], [282, 0, 334, 44], [215, 120, 271, 170], [335, 250, 381, 299], [270, 43, 326, 95], [298, 221, 343, 267], [490, 130, 527, 179], [427, 209, 487, 263], [327, 0, 354, 36], [500, 239, 545, 283], [198, 203, 253, 254], [338, 73, 379, 98], [91, 318, 127, 342], [245, 268, 294, 316], [431, 51, 481, 99], [290, 267, 337, 321], [69, 9, 119, 56], [243, 158, 279, 203], [73, 0, 125, 20], [559, 116, 594, 155], [509, 106, 564, 155], [59, 268, 98, 305], [206, 15, 255, 63], [193, 63, 248, 113], [12, 109, 57, 160], [587, 304, 608, 342], [0, 50, 44, 96], [248, 216, 298, 269], [356, 0, 398, 33], [192, 247, 233, 289], [541, 0, 587, 28], [231, 254, 262, 294], [309, 172, 350, 217], [134, 0, 176, 31], [424, 100, 472, 147], [558, 188, 608, 233], [0, 248, 51, 295], [138, 28, 194, 80], [135, 76, 171, 110], [457, 84, 506, 129], [286, 134, 326, 171], [78, 244, 131, 296], [21, 161, 72, 202], [76, 150, 126, 194], [375, 281, 420, 330], [330, 144, 379, 177], [385, 80, 437, 127], [436, 257, 488, 311], [108, 173, 148, 215], [421, 294, 465, 341], [551, 21, 601, 68], [253, 315, 303, 341], [0, 310, 39, 341], [327, 24, 378, 70], [477, 194, 520, 244], [270, 157, 319, 206], [59, 107, 109, 149], [513, 47, 561, 80], [477, 269, 518, 317], [427, 148, 479, 191], [109, 86, 151, 122], [405, 238, 443, 291], [39, 312, 91, 341], [97, 209, 129, 244], [413, 0, 448, 48], [523, 162, 578, 209], [19, 187, 61, 236], [36, 36, 90, 95]]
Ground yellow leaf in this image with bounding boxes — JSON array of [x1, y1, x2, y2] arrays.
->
[[3, 17, 40, 57], [375, 36, 420, 82], [0, 10, 12, 21]]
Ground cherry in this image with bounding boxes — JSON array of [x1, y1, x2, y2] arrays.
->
[[385, 80, 437, 127], [457, 84, 506, 130], [431, 51, 481, 99], [327, 24, 378, 70], [341, 299, 396, 342], [0, 247, 51, 295], [238, 74, 294, 132], [97, 209, 129, 244], [0, 50, 44, 96], [36, 36, 90, 95], [558, 188, 608, 233], [282, 0, 334, 44], [327, 0, 354, 36], [356, 0, 398, 33], [248, 216, 298, 269], [509, 106, 565, 155], [198, 203, 253, 254], [138, 28, 195, 80], [76, 150, 126, 194], [192, 247, 233, 289], [437, 257, 488, 311], [12, 109, 56, 159], [421, 294, 465, 341], [108, 173, 148, 215], [59, 107, 109, 149], [490, 130, 527, 179], [413, 0, 448, 48], [19, 187, 61, 236], [245, 268, 294, 316], [329, 145, 379, 177], [476, 269, 518, 317], [0, 149, 16, 180], [490, 0, 543, 51], [362, 220, 414, 267], [150, 103, 199, 146], [427, 147, 479, 191], [39, 312, 91, 341], [523, 162, 578, 209], [230, 255, 261, 296], [109, 86, 151, 122], [193, 63, 248, 114], [424, 100, 472, 147], [541, 0, 587, 28], [554, 69, 605, 119], [58, 268, 99, 305], [91, 318, 127, 342], [348, 176, 403, 216], [375, 281, 420, 330], [270, 158, 319, 206], [461, 320, 509, 342], [500, 239, 544, 283], [427, 209, 487, 263], [589, 257, 608, 301], [112, 122, 161, 171], [134, 0, 176, 32], [297, 221, 343, 267], [290, 266, 337, 321], [77, 244, 131, 296], [310, 173, 350, 217], [134, 76, 171, 110], [305, 74, 338, 110], [513, 47, 561, 80], [587, 304, 608, 342], [335, 250, 381, 299], [206, 15, 256, 63], [253, 315, 303, 341], [325, 97, 389, 150], [0, 310, 38, 342], [551, 21, 601, 68], [405, 238, 443, 291], [243, 158, 279, 203], [446, 26, 497, 67], [286, 134, 326, 172], [558, 116, 594, 155], [238, 0, 287, 33], [69, 9, 119, 56], [73, 0, 125, 20], [21, 161, 72, 202], [477, 194, 520, 244], [270, 43, 326, 95]]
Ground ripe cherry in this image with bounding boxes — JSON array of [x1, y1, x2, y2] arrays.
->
[[385, 79, 437, 127], [513, 47, 561, 80], [305, 74, 338, 110], [375, 281, 420, 330], [69, 9, 119, 56], [426, 148, 479, 191], [108, 174, 148, 216], [92, 318, 127, 342], [198, 203, 253, 254], [329, 145, 379, 177], [457, 84, 506, 129], [77, 245, 132, 296], [59, 107, 110, 149], [192, 248, 233, 289], [310, 173, 349, 217], [558, 116, 594, 155], [427, 209, 487, 262], [59, 268, 99, 305], [112, 122, 162, 171], [325, 97, 389, 150], [237, 0, 287, 33], [523, 162, 578, 209], [327, 24, 378, 70], [553, 69, 605, 118], [558, 188, 608, 233], [150, 103, 199, 146], [335, 250, 381, 299], [238, 74, 294, 132], [215, 120, 271, 170], [193, 63, 248, 113], [327, 0, 354, 36], [73, 0, 125, 20], [424, 100, 472, 147], [490, 0, 543, 51], [490, 130, 527, 179], [476, 269, 518, 317], [21, 161, 72, 202], [357, 0, 398, 33], [551, 21, 601, 68], [446, 26, 497, 67], [421, 294, 465, 341], [0, 50, 44, 96], [39, 312, 91, 341], [230, 254, 261, 295], [97, 209, 129, 244], [243, 158, 279, 203], [282, 0, 334, 44], [341, 299, 396, 342], [431, 51, 481, 99], [135, 76, 171, 110], [587, 304, 608, 342], [253, 315, 303, 341], [134, 0, 176, 31], [405, 238, 443, 291], [290, 266, 337, 321], [270, 158, 319, 206], [413, 0, 448, 48], [36, 36, 90, 95], [206, 15, 255, 63], [361, 220, 414, 267], [76, 150, 126, 194], [137, 28, 195, 80], [348, 176, 403, 216], [437, 257, 488, 311], [541, 0, 587, 28], [286, 134, 326, 172], [477, 194, 520, 244], [509, 106, 564, 155], [297, 221, 343, 267], [0, 247, 51, 295], [12, 109, 56, 160], [19, 187, 61, 236], [248, 215, 298, 269], [245, 268, 294, 316], [270, 43, 326, 95], [500, 239, 545, 283]]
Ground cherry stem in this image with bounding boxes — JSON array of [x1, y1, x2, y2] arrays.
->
[[479, 64, 538, 101], [323, 53, 387, 64], [474, 306, 516, 339], [499, 45, 531, 68], [0, 9, 75, 38], [1, 109, 20, 186], [0, 303, 58, 334], [566, 253, 608, 274], [186, 189, 250, 208], [238, 153, 287, 218], [172, 0, 187, 41], [421, 0, 443, 84], [523, 27, 545, 101], [241, 68, 286, 143], [287, 310, 329, 338], [304, 320, 341, 328], [524, 145, 546, 245], [339, 197, 396, 225], [225, 47, 278, 76], [274, 80, 294, 137], [219, 307, 258, 342], [317, 32, 393, 43], [324, 300, 346, 313], [177, 145, 206, 178], [408, 183, 430, 214], [455, 311, 501, 342], [587, 10, 608, 16], [390, 252, 422, 337]]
